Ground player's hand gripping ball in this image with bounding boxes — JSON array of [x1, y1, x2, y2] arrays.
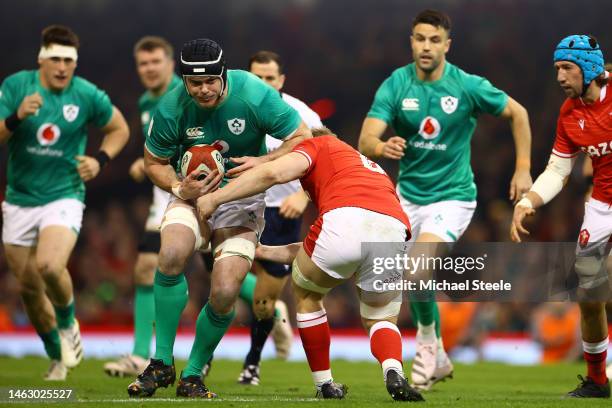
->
[[180, 144, 225, 180]]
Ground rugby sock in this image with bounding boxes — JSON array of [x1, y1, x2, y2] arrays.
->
[[239, 272, 257, 305], [182, 303, 235, 378], [54, 300, 75, 330], [245, 317, 275, 367], [153, 269, 188, 366], [583, 338, 609, 385], [417, 322, 436, 343], [434, 301, 442, 337], [38, 329, 62, 360], [410, 297, 436, 327], [297, 310, 332, 387], [132, 285, 155, 359], [369, 321, 403, 379]]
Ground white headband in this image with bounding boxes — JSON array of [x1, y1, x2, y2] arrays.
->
[[38, 44, 78, 62]]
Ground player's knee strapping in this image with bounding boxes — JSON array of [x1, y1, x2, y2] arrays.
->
[[214, 238, 255, 266], [360, 294, 402, 320], [575, 255, 608, 289], [291, 259, 331, 295], [160, 206, 202, 251]]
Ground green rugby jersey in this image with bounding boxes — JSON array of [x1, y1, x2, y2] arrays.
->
[[145, 70, 301, 173], [0, 70, 114, 206], [367, 62, 508, 205], [138, 74, 182, 139]]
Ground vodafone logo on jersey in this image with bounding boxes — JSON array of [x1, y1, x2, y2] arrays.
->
[[36, 123, 61, 146], [418, 116, 441, 140]]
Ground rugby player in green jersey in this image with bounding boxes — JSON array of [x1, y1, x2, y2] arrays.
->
[[104, 36, 182, 378], [0, 25, 129, 380], [127, 38, 311, 398], [359, 10, 532, 390]]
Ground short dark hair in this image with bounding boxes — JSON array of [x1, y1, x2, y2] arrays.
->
[[311, 126, 337, 138], [412, 9, 452, 34], [249, 50, 284, 74], [134, 36, 174, 59], [41, 25, 79, 49]]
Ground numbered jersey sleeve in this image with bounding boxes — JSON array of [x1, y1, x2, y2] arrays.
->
[[292, 136, 410, 229]]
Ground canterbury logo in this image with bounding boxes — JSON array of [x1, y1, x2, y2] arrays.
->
[[185, 127, 204, 138]]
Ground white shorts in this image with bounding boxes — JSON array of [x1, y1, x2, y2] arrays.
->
[[2, 199, 85, 246], [576, 198, 612, 256], [145, 186, 172, 232], [304, 207, 408, 289], [397, 193, 476, 243], [208, 193, 266, 237], [166, 193, 266, 249]]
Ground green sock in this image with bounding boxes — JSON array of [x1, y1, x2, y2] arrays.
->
[[434, 301, 442, 338], [409, 291, 435, 327], [182, 303, 235, 378], [153, 270, 188, 366], [54, 301, 75, 330], [38, 329, 61, 360], [132, 285, 155, 359], [410, 301, 420, 326], [239, 272, 257, 305]]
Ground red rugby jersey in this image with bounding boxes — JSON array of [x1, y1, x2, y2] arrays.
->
[[552, 78, 612, 204], [292, 135, 410, 231]]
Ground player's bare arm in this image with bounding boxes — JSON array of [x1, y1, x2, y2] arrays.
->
[[279, 189, 309, 219], [76, 106, 129, 181], [198, 151, 310, 221], [255, 242, 303, 264], [129, 157, 146, 182], [144, 148, 222, 200], [510, 154, 575, 242], [226, 121, 311, 177], [499, 96, 533, 202], [0, 92, 43, 144], [358, 117, 405, 160]]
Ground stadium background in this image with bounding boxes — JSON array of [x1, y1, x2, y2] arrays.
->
[[0, 0, 611, 365]]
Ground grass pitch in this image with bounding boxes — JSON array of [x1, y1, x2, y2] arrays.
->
[[0, 357, 610, 407]]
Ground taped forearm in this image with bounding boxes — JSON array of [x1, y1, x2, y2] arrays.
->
[[519, 154, 575, 207]]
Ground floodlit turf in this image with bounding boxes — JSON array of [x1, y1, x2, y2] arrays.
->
[[0, 357, 611, 407]]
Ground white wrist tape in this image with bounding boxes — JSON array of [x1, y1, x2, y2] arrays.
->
[[171, 183, 186, 200], [529, 154, 574, 205], [516, 197, 533, 209]]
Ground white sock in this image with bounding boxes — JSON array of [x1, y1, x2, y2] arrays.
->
[[312, 369, 333, 389], [416, 322, 436, 342], [382, 358, 404, 381]]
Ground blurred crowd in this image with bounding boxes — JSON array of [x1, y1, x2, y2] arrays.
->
[[1, 0, 611, 363]]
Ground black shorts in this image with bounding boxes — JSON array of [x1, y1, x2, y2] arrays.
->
[[258, 207, 301, 278], [137, 231, 161, 253]]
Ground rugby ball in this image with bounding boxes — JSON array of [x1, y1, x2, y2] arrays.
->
[[180, 144, 225, 180]]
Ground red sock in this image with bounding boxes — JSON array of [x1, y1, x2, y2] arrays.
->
[[585, 350, 608, 385], [370, 321, 403, 373], [297, 310, 331, 375]]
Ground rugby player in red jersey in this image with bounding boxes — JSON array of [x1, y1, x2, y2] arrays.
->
[[198, 127, 424, 402], [511, 34, 611, 398]]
